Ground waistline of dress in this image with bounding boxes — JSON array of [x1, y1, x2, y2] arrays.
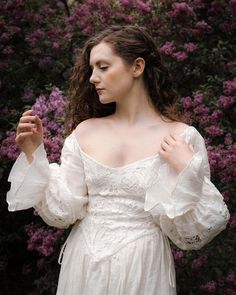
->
[[80, 225, 160, 262]]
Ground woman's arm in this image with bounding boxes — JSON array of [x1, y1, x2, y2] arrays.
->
[[7, 110, 88, 228], [144, 127, 230, 250]]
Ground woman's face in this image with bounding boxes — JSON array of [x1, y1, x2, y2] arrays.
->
[[89, 42, 135, 104]]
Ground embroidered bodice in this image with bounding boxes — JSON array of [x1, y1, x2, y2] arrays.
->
[[79, 145, 161, 260]]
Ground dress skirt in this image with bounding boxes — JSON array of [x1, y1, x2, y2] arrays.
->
[[56, 223, 176, 295]]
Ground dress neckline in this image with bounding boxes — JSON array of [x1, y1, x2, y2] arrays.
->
[[72, 125, 193, 170]]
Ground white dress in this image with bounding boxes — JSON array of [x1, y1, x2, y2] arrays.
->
[[7, 125, 230, 295]]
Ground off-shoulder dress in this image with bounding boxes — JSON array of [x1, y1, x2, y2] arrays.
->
[[7, 125, 230, 295]]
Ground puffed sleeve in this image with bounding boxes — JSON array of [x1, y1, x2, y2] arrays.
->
[[6, 133, 89, 229], [144, 126, 230, 250]]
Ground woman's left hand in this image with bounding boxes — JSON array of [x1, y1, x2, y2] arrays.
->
[[159, 133, 195, 174]]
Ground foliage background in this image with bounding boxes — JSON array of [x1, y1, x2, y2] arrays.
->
[[0, 0, 235, 294]]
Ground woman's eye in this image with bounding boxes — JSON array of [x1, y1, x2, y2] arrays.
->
[[100, 66, 108, 71]]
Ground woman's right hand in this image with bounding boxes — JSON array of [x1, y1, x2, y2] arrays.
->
[[16, 109, 43, 162]]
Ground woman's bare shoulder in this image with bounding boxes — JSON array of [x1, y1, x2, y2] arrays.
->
[[170, 121, 190, 134], [74, 117, 107, 137]]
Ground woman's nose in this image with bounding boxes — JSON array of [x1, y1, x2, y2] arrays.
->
[[89, 70, 100, 84]]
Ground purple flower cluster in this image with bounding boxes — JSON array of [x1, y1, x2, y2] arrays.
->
[[160, 41, 176, 56], [223, 77, 236, 96], [172, 51, 188, 62], [193, 92, 204, 106], [172, 248, 184, 265], [184, 42, 198, 53], [225, 272, 236, 285], [0, 87, 66, 163], [0, 0, 72, 79], [32, 87, 66, 121], [136, 0, 152, 14], [181, 87, 235, 133], [204, 126, 224, 137], [32, 87, 66, 162], [38, 56, 53, 69], [207, 144, 236, 183], [43, 135, 64, 162], [195, 20, 212, 34], [118, 0, 152, 13], [70, 0, 113, 34], [0, 131, 20, 161], [214, 272, 236, 295], [32, 95, 48, 118], [180, 81, 236, 190], [218, 96, 235, 109], [25, 223, 63, 257], [68, 0, 155, 35], [191, 254, 208, 270], [160, 41, 198, 62], [180, 96, 192, 110], [168, 2, 194, 20], [47, 87, 66, 118], [200, 280, 217, 293]]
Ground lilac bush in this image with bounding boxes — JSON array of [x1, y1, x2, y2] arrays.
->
[[25, 223, 64, 257], [0, 0, 235, 294], [0, 0, 72, 144], [0, 86, 67, 293]]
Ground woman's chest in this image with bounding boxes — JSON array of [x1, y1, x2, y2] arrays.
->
[[78, 126, 169, 169]]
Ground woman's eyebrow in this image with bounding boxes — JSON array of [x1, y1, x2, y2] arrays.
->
[[89, 59, 110, 67]]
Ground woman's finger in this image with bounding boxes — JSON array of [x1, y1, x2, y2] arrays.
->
[[16, 127, 34, 136], [19, 115, 37, 123], [22, 109, 33, 116], [17, 123, 35, 130], [16, 131, 34, 143], [16, 131, 34, 139], [34, 115, 42, 131], [160, 141, 171, 151], [163, 135, 175, 145]]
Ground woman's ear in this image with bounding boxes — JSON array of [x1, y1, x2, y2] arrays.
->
[[133, 57, 145, 78]]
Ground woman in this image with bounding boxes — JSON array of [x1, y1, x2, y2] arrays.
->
[[7, 25, 230, 295]]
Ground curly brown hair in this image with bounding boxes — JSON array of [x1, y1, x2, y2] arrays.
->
[[65, 25, 184, 133]]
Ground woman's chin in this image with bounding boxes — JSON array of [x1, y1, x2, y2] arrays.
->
[[99, 97, 115, 104]]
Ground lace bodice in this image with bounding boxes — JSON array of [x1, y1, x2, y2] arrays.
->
[[80, 137, 161, 196], [7, 125, 230, 257], [78, 141, 162, 260]]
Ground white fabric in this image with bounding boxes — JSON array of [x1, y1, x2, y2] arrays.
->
[[7, 125, 230, 295]]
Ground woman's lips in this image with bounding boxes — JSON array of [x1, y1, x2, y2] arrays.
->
[[96, 88, 105, 94]]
